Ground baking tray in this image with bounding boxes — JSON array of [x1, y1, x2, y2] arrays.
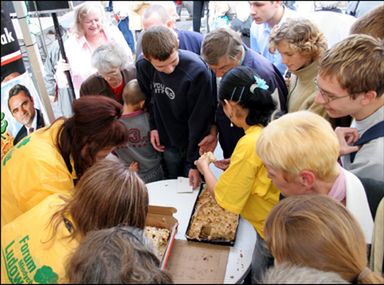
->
[[185, 183, 240, 246]]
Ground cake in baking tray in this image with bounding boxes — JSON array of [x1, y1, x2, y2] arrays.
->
[[186, 186, 239, 243]]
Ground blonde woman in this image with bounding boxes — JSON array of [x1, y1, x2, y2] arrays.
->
[[264, 195, 384, 284], [58, 2, 133, 97]]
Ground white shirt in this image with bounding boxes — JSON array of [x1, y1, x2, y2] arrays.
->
[[28, 110, 38, 135], [344, 168, 374, 244], [306, 11, 356, 48], [64, 25, 133, 98]]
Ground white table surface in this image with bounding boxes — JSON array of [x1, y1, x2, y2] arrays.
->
[[147, 179, 256, 284]]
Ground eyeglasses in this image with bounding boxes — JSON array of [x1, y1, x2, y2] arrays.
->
[[98, 69, 121, 80], [313, 79, 352, 103]]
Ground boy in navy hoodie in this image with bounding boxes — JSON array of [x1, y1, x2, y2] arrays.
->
[[136, 26, 215, 189]]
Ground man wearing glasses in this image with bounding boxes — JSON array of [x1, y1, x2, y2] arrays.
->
[[314, 34, 384, 182]]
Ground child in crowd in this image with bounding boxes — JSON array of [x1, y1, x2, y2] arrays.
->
[[115, 79, 164, 183], [195, 65, 280, 283]]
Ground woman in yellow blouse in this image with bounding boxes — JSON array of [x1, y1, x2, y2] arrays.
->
[[195, 65, 280, 283]]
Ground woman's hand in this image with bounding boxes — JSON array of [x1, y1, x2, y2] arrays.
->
[[55, 59, 71, 88], [194, 153, 211, 175]]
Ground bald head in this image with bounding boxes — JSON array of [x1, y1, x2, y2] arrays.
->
[[142, 4, 175, 30]]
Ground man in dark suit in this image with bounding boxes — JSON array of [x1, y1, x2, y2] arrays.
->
[[8, 84, 45, 145]]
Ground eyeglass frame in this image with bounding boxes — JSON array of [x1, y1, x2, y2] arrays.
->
[[313, 78, 358, 103], [97, 68, 121, 80]]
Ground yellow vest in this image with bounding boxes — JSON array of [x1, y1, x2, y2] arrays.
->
[[1, 120, 76, 226]]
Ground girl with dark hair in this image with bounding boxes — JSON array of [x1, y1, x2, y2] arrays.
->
[[218, 65, 277, 127], [2, 95, 129, 225], [1, 158, 149, 284], [195, 65, 281, 282]]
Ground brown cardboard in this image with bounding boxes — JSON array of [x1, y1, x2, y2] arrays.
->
[[165, 240, 230, 284], [146, 205, 178, 229], [145, 205, 179, 269]]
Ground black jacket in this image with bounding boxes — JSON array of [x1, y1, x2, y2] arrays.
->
[[79, 65, 136, 105]]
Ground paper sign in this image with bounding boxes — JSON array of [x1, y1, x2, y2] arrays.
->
[[176, 177, 194, 193]]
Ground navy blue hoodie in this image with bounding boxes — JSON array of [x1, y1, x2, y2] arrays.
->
[[136, 49, 215, 170]]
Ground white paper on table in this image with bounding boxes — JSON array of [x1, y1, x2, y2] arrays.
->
[[176, 177, 194, 193]]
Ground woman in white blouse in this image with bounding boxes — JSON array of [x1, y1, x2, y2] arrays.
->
[[57, 2, 133, 98]]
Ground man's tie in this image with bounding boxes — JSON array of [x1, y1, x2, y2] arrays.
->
[[29, 127, 34, 134]]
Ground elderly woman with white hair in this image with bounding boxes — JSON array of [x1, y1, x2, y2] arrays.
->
[[58, 2, 134, 98], [80, 42, 136, 105]]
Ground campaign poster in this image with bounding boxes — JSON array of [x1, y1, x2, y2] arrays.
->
[[1, 8, 43, 159]]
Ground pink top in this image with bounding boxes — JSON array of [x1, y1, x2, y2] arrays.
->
[[64, 24, 133, 98], [328, 165, 347, 202]]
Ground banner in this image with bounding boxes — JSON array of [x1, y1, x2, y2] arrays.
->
[[1, 9, 25, 82]]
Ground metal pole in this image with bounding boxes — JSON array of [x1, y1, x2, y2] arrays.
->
[[51, 12, 76, 100], [12, 1, 55, 124], [32, 0, 48, 58]]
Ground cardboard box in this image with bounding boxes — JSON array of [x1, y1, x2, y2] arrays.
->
[[145, 205, 178, 270], [166, 240, 230, 284]]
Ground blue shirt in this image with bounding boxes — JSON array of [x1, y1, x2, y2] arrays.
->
[[176, 29, 203, 55], [250, 6, 297, 76]]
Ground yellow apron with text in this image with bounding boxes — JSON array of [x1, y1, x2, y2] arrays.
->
[[1, 194, 78, 284]]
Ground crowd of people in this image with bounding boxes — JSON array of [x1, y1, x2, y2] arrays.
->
[[1, 1, 383, 284]]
